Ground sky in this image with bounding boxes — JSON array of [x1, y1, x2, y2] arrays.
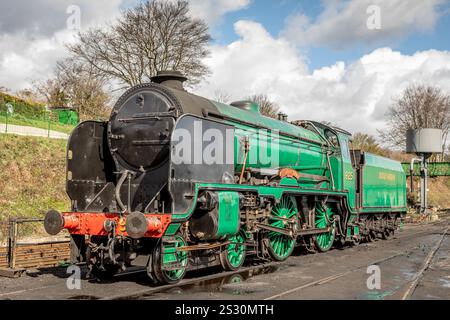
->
[[1, 0, 450, 138]]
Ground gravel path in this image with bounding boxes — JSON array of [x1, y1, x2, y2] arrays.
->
[[0, 123, 69, 139]]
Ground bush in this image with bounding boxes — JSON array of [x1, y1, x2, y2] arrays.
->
[[0, 92, 47, 120]]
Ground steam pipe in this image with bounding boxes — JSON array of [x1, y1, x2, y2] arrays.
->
[[239, 137, 250, 184], [420, 154, 428, 215], [116, 171, 130, 214]]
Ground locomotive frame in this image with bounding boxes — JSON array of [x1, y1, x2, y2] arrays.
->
[[44, 71, 407, 284]]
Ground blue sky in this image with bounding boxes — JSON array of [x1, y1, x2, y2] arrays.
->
[[189, 0, 450, 136], [209, 0, 450, 70]]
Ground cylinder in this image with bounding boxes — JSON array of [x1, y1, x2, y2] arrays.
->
[[190, 191, 240, 240]]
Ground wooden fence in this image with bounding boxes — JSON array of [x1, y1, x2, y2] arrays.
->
[[0, 218, 70, 271]]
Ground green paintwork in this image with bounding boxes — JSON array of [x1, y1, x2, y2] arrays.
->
[[280, 177, 299, 187], [216, 191, 240, 238], [162, 234, 188, 281], [172, 182, 350, 220], [362, 153, 407, 209], [346, 225, 360, 238], [171, 177, 406, 223], [51, 108, 79, 126], [225, 232, 246, 268], [168, 99, 407, 224], [164, 223, 181, 236], [338, 133, 356, 209], [314, 203, 335, 251], [212, 101, 323, 143], [402, 162, 450, 177], [268, 196, 297, 260], [211, 101, 330, 182], [241, 101, 260, 113]]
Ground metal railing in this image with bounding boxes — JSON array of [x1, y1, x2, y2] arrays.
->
[[402, 162, 450, 177], [0, 218, 70, 274]]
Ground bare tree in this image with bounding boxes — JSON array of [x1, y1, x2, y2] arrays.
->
[[247, 94, 280, 119], [35, 59, 111, 120], [15, 89, 44, 105], [35, 79, 69, 109], [350, 132, 387, 156], [213, 90, 232, 104], [379, 85, 450, 154], [68, 0, 211, 89]]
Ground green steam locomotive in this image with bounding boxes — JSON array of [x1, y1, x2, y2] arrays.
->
[[44, 71, 407, 284]]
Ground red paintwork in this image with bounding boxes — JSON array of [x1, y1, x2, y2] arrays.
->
[[61, 212, 171, 238]]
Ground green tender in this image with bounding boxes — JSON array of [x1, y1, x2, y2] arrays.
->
[[362, 153, 407, 209]]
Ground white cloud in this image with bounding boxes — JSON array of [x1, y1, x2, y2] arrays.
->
[[196, 21, 450, 138], [0, 0, 250, 92], [282, 0, 447, 48], [2, 0, 450, 141], [0, 0, 123, 36], [0, 0, 126, 91], [187, 0, 251, 25], [0, 30, 77, 90]]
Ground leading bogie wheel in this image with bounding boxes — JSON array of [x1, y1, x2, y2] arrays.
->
[[151, 233, 188, 285], [220, 231, 246, 271], [267, 196, 298, 261]]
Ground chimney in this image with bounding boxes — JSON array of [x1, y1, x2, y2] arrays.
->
[[151, 70, 187, 91], [277, 112, 288, 121]]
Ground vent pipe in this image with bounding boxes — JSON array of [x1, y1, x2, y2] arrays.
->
[[278, 112, 288, 121]]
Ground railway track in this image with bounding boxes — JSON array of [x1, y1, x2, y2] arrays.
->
[[0, 219, 446, 300], [266, 221, 450, 300], [401, 224, 449, 300], [0, 216, 436, 271], [100, 219, 449, 300]]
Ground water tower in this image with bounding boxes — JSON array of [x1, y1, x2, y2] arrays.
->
[[406, 128, 443, 215]]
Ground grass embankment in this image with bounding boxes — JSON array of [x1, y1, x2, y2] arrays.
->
[[0, 114, 74, 134], [427, 177, 450, 209], [0, 134, 69, 239], [407, 176, 450, 209], [0, 92, 76, 134]]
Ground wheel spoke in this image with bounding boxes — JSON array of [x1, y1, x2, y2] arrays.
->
[[314, 203, 335, 252], [223, 232, 246, 269], [268, 196, 297, 261], [161, 235, 188, 282]]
